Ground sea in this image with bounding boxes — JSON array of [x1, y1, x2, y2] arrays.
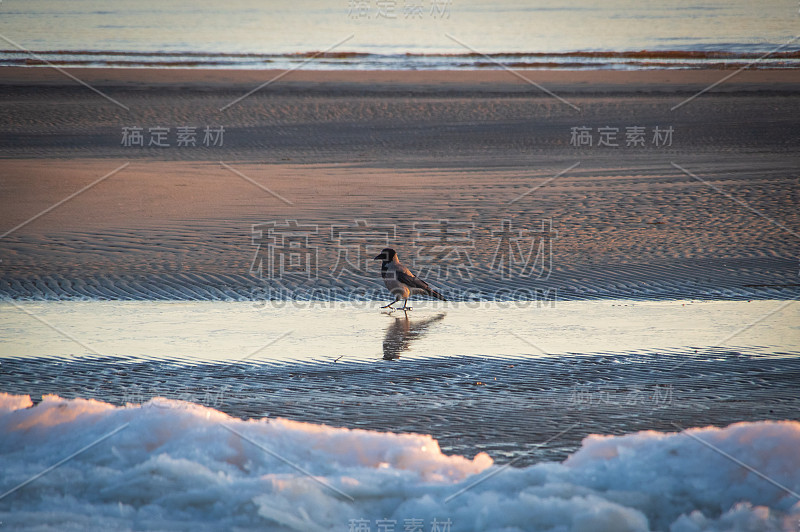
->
[[1, 0, 799, 70]]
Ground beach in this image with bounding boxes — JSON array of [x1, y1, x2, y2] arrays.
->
[[1, 66, 799, 530], [2, 67, 799, 301]]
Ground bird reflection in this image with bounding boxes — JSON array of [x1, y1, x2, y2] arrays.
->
[[382, 313, 446, 360]]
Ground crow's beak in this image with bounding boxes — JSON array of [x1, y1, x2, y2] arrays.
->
[[373, 253, 385, 260]]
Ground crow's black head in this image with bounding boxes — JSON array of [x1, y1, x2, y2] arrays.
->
[[373, 248, 397, 262]]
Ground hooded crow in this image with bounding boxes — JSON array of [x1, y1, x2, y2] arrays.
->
[[373, 248, 447, 311]]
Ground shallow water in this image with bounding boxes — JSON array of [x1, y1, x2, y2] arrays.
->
[[2, 300, 797, 362]]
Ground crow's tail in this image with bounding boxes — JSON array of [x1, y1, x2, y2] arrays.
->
[[427, 288, 447, 301]]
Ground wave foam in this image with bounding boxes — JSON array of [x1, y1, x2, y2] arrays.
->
[[0, 393, 798, 531]]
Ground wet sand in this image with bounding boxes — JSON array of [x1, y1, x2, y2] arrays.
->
[[2, 70, 800, 302], [3, 66, 799, 89]]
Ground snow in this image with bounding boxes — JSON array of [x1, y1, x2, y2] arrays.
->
[[1, 393, 798, 531]]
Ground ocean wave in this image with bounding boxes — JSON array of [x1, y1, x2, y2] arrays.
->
[[1, 393, 798, 530], [3, 49, 799, 59], [1, 49, 798, 71]]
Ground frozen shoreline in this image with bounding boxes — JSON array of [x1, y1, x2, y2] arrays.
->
[[1, 393, 798, 531]]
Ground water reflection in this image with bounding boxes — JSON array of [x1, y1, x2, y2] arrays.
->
[[382, 312, 446, 360]]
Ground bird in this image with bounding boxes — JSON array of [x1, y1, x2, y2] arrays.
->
[[373, 248, 446, 311]]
